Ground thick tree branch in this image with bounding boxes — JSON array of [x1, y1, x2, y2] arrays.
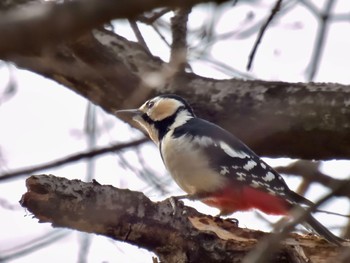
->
[[20, 174, 346, 263], [9, 28, 350, 159], [2, 2, 350, 160]]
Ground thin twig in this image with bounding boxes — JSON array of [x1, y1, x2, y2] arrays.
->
[[0, 230, 70, 262], [246, 0, 283, 71], [306, 0, 336, 81], [129, 19, 151, 54], [137, 8, 172, 24], [152, 23, 171, 47], [0, 138, 148, 182]]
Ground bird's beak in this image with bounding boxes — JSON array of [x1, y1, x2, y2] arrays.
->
[[115, 109, 143, 121]]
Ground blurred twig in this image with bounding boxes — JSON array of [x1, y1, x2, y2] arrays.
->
[[0, 138, 148, 182], [77, 103, 98, 263], [274, 160, 341, 190], [138, 8, 172, 24], [0, 63, 17, 106], [0, 230, 70, 262], [302, 0, 336, 81], [129, 19, 151, 54], [247, 0, 283, 71], [170, 8, 191, 71], [0, 197, 20, 210]]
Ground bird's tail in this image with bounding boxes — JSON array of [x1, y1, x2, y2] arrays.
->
[[303, 214, 346, 246]]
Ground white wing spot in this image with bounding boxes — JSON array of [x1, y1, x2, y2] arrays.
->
[[236, 172, 246, 181], [267, 189, 277, 195], [273, 186, 285, 191], [250, 180, 261, 188], [220, 166, 229, 175], [260, 162, 266, 169], [263, 172, 275, 182], [193, 136, 215, 147], [219, 141, 250, 159], [243, 160, 257, 171]]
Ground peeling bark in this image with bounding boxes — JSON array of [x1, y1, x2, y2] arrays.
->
[[20, 174, 348, 263]]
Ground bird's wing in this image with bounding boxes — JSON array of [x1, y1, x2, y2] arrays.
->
[[173, 118, 297, 203]]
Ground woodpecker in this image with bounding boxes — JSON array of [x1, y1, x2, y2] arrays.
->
[[116, 94, 345, 245]]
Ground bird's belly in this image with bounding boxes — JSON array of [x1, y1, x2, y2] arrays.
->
[[161, 134, 226, 195]]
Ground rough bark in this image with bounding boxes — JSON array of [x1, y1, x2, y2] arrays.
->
[[20, 174, 348, 263], [1, 0, 350, 159]]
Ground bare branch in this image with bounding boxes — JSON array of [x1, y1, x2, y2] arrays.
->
[[0, 138, 148, 182], [129, 19, 151, 54], [20, 174, 347, 263], [0, 230, 70, 262], [170, 8, 191, 72], [138, 8, 172, 24], [247, 0, 283, 71], [306, 0, 336, 81]]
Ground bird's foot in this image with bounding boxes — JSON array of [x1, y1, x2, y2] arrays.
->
[[168, 196, 188, 216], [168, 193, 210, 215]]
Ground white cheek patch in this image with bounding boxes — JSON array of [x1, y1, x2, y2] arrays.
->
[[219, 141, 250, 159], [169, 111, 193, 130], [262, 171, 275, 182], [243, 160, 257, 171]]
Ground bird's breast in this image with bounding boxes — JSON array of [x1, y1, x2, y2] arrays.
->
[[161, 132, 226, 195]]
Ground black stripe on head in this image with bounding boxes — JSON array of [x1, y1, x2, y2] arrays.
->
[[158, 94, 195, 117], [141, 113, 154, 124], [155, 106, 186, 140]]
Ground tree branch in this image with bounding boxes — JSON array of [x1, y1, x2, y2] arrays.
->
[[0, 138, 148, 182], [170, 8, 191, 72], [247, 0, 283, 70], [20, 174, 346, 263], [2, 2, 350, 160], [274, 161, 350, 199]]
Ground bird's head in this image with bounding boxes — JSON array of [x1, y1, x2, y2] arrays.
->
[[116, 94, 195, 144]]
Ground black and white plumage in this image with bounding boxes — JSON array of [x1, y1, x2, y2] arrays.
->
[[116, 94, 345, 245]]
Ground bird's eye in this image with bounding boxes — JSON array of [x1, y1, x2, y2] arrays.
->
[[146, 101, 155, 108]]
